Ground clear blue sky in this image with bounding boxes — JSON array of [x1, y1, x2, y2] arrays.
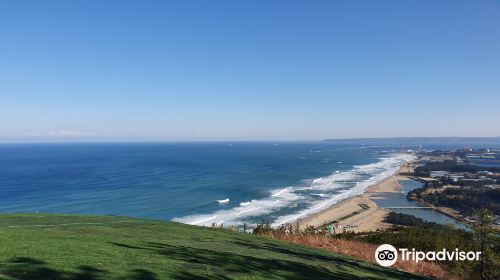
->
[[1, 0, 499, 141]]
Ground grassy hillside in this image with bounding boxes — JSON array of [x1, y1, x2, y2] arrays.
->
[[0, 214, 428, 280]]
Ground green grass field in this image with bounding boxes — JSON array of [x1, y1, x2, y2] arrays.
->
[[0, 214, 429, 280]]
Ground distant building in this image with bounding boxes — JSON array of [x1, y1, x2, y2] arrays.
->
[[430, 171, 448, 178], [449, 175, 464, 183], [478, 171, 493, 176]]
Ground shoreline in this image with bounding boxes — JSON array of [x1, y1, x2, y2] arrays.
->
[[297, 162, 413, 232]]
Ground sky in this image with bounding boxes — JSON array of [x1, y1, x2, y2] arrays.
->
[[0, 0, 499, 142]]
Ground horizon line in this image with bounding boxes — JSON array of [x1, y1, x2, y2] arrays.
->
[[1, 136, 500, 145]]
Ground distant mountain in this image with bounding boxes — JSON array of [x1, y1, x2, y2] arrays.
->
[[324, 137, 500, 147]]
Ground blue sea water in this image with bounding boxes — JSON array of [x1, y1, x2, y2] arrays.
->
[[0, 142, 434, 226]]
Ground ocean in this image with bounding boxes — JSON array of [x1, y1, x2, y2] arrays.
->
[[0, 142, 421, 226]]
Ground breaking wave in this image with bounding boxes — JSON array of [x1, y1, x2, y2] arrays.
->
[[173, 153, 415, 227]]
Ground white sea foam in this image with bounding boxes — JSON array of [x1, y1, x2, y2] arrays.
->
[[173, 153, 415, 227], [217, 198, 230, 204], [271, 187, 291, 197], [174, 187, 301, 226], [272, 153, 415, 226]]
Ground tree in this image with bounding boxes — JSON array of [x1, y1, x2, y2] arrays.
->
[[472, 208, 498, 280]]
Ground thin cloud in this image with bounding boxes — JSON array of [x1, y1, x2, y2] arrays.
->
[[0, 130, 94, 138]]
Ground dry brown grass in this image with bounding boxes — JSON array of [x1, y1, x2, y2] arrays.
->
[[265, 233, 456, 280]]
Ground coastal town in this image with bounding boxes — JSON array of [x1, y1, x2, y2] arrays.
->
[[408, 148, 500, 227], [297, 147, 500, 233]]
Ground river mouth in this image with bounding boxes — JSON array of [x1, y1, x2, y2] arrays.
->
[[372, 179, 469, 230]]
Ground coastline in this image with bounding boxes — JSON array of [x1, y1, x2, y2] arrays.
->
[[297, 162, 413, 232]]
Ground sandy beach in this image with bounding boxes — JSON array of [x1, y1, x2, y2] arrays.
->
[[298, 162, 413, 232]]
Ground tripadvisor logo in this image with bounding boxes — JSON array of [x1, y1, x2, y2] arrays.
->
[[374, 244, 482, 267], [375, 244, 398, 267]]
